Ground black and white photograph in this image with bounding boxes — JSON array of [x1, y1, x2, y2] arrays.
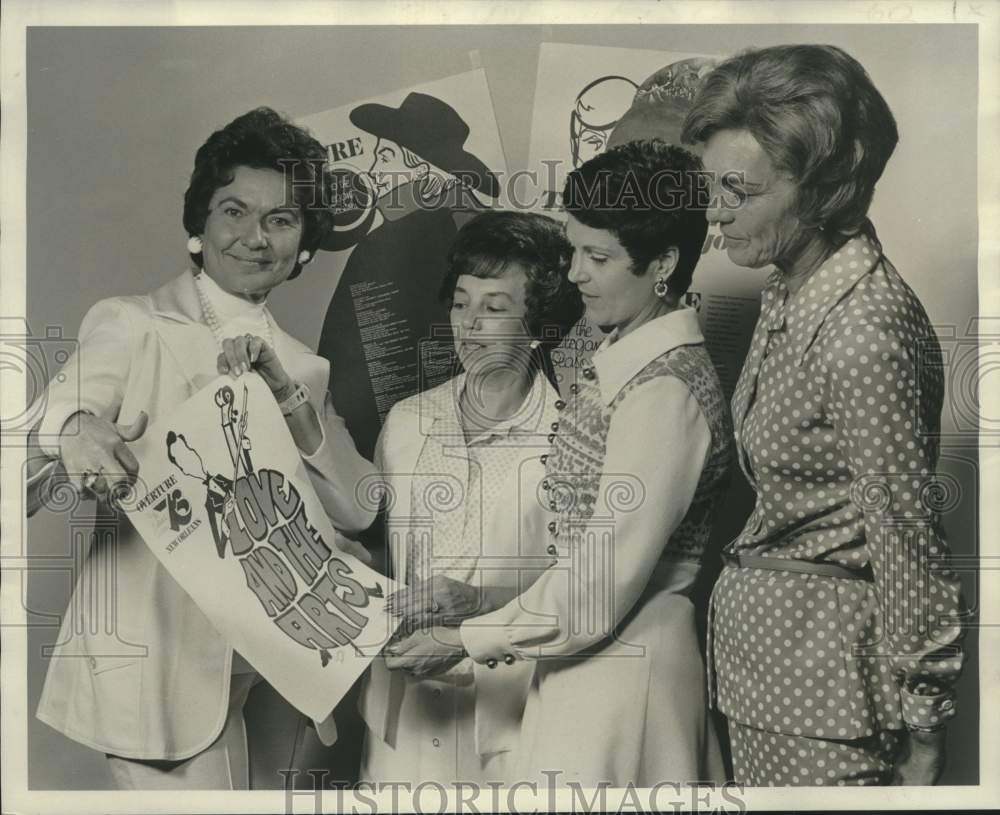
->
[[1, 2, 997, 813]]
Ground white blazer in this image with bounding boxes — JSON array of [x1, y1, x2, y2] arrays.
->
[[27, 271, 375, 760], [358, 374, 557, 758]]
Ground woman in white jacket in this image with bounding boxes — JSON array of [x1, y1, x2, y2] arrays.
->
[[359, 211, 583, 785], [26, 107, 375, 789]]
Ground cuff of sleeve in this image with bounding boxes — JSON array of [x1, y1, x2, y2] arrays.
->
[[37, 405, 91, 458], [26, 458, 60, 517], [900, 686, 957, 730], [26, 457, 58, 489], [299, 416, 328, 462], [459, 617, 515, 666]]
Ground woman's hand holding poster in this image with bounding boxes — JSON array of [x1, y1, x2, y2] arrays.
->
[[122, 374, 396, 722]]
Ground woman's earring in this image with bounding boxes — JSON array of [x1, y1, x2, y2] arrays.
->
[[187, 235, 203, 254], [654, 275, 669, 299], [298, 250, 312, 265], [529, 339, 541, 350]]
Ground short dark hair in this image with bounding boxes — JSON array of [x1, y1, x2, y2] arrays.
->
[[561, 139, 708, 296], [182, 107, 332, 280], [440, 211, 583, 348], [681, 44, 898, 238]]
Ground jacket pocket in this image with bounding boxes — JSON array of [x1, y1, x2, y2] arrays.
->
[[88, 655, 139, 676]]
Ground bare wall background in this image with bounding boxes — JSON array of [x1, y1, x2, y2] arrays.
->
[[24, 24, 980, 788]]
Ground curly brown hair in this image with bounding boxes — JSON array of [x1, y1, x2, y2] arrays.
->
[[182, 107, 332, 280], [440, 211, 583, 350]]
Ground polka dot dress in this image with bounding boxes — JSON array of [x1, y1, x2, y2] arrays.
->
[[709, 230, 966, 783], [729, 720, 903, 786]]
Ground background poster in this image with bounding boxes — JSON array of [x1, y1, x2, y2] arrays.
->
[[124, 374, 397, 722], [298, 69, 509, 459], [526, 43, 769, 399]]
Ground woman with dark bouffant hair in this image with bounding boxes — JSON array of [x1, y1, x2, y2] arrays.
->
[[25, 107, 375, 789], [684, 44, 967, 786]]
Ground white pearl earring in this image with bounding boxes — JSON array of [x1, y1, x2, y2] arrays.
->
[[187, 235, 204, 254], [298, 250, 312, 265]]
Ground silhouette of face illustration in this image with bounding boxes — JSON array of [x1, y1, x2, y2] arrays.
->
[[368, 137, 426, 197], [570, 76, 638, 168], [166, 431, 208, 481]]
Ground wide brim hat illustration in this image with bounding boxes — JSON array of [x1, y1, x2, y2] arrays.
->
[[608, 56, 720, 149], [349, 92, 501, 199]]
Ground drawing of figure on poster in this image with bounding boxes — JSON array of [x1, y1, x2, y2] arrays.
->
[[166, 429, 231, 557], [569, 75, 638, 168], [304, 85, 501, 460], [165, 383, 255, 559]]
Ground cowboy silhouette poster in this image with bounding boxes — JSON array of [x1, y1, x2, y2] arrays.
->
[[122, 374, 397, 722], [527, 43, 770, 401], [297, 69, 507, 460]]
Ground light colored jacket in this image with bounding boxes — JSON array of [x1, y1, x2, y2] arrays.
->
[[27, 271, 375, 760], [359, 373, 557, 758]]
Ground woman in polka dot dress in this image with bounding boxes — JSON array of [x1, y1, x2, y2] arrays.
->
[[390, 141, 733, 786], [683, 44, 967, 786]]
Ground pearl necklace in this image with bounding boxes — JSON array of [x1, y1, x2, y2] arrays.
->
[[193, 271, 275, 351]]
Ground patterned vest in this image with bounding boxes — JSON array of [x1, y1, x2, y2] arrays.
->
[[546, 344, 734, 563]]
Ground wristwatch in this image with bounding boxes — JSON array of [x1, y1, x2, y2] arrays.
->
[[277, 382, 311, 415]]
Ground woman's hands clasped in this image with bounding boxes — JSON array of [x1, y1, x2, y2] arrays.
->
[[386, 575, 486, 632], [217, 334, 294, 400], [384, 626, 467, 678], [383, 577, 484, 678], [59, 411, 149, 498]]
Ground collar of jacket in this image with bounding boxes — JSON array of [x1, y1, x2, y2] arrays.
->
[[759, 229, 884, 367], [145, 270, 322, 393], [419, 369, 559, 443], [592, 306, 704, 406], [149, 269, 227, 324]]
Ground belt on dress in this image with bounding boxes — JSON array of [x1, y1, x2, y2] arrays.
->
[[721, 552, 874, 582]]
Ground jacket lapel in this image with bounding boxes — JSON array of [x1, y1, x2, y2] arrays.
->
[[148, 272, 218, 390], [147, 271, 330, 402], [379, 408, 430, 585]]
